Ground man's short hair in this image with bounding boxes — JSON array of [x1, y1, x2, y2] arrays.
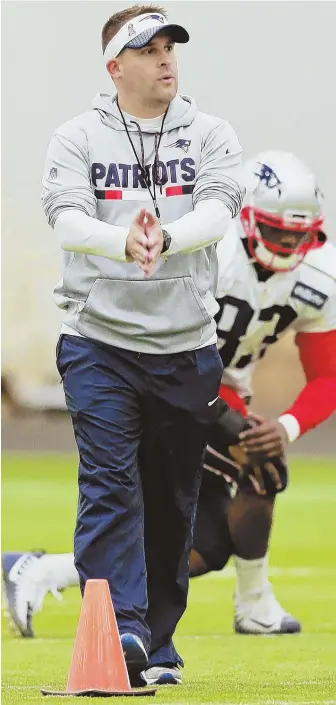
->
[[102, 4, 167, 53]]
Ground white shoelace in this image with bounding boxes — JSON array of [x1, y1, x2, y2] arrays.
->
[[235, 583, 288, 622]]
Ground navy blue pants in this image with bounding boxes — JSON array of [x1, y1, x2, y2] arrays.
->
[[56, 335, 223, 667]]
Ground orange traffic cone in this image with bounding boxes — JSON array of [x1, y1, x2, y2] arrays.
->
[[41, 579, 156, 697]]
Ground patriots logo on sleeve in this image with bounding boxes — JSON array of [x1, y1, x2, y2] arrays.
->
[[254, 163, 282, 190], [165, 139, 191, 153], [290, 282, 328, 310]]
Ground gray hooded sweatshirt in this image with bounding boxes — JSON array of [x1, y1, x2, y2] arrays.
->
[[42, 93, 244, 353]]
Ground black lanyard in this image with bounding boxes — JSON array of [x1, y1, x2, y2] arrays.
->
[[116, 99, 168, 220]]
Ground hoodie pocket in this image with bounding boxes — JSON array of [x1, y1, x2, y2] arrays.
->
[[78, 276, 212, 347]]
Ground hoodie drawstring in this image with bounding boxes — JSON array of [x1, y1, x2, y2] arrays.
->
[[116, 99, 168, 220]]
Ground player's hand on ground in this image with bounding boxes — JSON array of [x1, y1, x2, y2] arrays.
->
[[125, 209, 150, 272], [239, 411, 288, 457], [143, 210, 164, 277]]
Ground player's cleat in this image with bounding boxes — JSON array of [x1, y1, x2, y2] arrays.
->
[[2, 551, 58, 638], [141, 666, 182, 685], [120, 633, 148, 685], [234, 584, 302, 635]]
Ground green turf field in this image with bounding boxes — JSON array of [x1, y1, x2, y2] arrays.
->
[[1, 454, 336, 704]]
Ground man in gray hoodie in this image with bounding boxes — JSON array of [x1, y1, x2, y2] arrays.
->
[[41, 3, 244, 687]]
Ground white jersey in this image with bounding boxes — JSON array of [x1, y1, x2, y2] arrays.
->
[[215, 220, 336, 398]]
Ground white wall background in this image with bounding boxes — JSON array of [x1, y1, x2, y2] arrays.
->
[[2, 0, 336, 398]]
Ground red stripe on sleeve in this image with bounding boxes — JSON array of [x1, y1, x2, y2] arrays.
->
[[105, 190, 123, 200], [219, 384, 248, 416], [166, 186, 183, 197], [282, 330, 336, 435], [295, 330, 336, 380]]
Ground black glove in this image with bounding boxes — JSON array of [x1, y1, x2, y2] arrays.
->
[[206, 398, 252, 453], [206, 399, 288, 496]]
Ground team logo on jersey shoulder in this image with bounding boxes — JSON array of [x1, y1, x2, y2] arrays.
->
[[165, 139, 191, 153], [290, 282, 328, 310]]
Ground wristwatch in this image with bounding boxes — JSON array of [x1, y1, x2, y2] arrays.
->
[[161, 229, 172, 254]]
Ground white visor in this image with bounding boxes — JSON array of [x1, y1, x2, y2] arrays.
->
[[103, 12, 189, 66]]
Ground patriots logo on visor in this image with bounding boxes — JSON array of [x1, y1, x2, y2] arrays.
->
[[254, 163, 282, 189], [165, 139, 191, 153], [140, 14, 165, 23]]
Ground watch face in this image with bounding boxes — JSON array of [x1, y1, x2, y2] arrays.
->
[[162, 230, 171, 253]]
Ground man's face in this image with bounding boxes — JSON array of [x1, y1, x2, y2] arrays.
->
[[115, 33, 178, 107], [258, 222, 309, 258]]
